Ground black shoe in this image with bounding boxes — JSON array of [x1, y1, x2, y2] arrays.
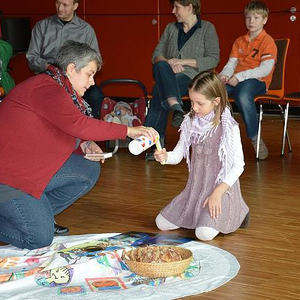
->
[[145, 151, 155, 161], [240, 212, 250, 229], [145, 137, 164, 161], [54, 223, 69, 235], [172, 110, 184, 128]]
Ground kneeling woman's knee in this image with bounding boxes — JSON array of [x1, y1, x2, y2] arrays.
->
[[24, 226, 54, 250], [82, 161, 101, 189], [195, 227, 219, 241]]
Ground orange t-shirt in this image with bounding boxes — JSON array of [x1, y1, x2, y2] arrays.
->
[[230, 30, 277, 89]]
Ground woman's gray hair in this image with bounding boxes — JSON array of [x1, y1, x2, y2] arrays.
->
[[56, 41, 101, 72]]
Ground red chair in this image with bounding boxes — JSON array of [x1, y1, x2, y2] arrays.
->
[[254, 38, 290, 157], [281, 92, 300, 154], [229, 38, 290, 158]]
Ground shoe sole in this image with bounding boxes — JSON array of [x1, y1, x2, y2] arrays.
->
[[240, 212, 250, 229]]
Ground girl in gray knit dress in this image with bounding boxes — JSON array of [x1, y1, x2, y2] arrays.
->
[[154, 71, 249, 241]]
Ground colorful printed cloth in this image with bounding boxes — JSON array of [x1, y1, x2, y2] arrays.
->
[[0, 233, 240, 299]]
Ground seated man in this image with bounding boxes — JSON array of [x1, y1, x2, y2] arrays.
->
[[26, 0, 103, 119], [220, 0, 277, 160]]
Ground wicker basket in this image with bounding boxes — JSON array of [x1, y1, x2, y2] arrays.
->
[[123, 246, 193, 278]]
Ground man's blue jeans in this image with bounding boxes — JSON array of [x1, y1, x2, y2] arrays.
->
[[226, 79, 266, 139], [145, 61, 191, 139], [0, 153, 100, 249]]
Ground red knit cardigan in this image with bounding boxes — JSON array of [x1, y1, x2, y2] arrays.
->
[[0, 74, 127, 199]]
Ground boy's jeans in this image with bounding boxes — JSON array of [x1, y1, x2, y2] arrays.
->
[[226, 79, 266, 139]]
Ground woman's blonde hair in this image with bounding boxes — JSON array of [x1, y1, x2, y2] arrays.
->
[[188, 71, 229, 126]]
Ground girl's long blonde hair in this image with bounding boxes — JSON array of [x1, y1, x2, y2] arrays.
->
[[188, 71, 230, 126]]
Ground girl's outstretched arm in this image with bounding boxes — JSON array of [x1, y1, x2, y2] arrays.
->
[[162, 137, 184, 165]]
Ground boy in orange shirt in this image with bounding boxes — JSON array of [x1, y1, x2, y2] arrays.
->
[[220, 0, 277, 160]]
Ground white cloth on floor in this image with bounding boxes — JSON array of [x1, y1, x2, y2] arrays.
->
[[0, 233, 240, 299]]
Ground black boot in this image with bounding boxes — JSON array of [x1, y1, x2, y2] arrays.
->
[[240, 212, 250, 229], [172, 110, 184, 128], [54, 223, 69, 235], [145, 137, 165, 161], [170, 104, 184, 128]]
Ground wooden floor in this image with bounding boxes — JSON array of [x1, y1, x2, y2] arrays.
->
[[2, 115, 300, 299]]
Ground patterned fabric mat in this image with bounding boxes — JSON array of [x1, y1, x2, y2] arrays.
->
[[0, 233, 240, 299]]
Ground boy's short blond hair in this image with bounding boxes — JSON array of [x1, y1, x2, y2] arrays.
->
[[244, 0, 269, 18]]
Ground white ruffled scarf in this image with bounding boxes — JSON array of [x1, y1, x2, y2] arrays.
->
[[180, 106, 237, 184]]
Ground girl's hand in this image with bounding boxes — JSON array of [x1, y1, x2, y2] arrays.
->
[[203, 183, 229, 219], [154, 148, 168, 164], [203, 193, 222, 219]]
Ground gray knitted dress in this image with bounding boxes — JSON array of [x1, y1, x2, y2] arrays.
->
[[160, 125, 249, 234]]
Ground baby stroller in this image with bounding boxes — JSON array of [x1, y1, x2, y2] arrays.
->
[[99, 78, 149, 154]]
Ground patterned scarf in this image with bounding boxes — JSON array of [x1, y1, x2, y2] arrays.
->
[[180, 106, 238, 184], [45, 65, 92, 117]]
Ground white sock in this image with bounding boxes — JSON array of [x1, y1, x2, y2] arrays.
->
[[195, 227, 219, 241], [155, 214, 179, 230]]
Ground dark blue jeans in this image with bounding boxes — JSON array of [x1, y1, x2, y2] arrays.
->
[[83, 85, 104, 119], [0, 153, 100, 249], [145, 61, 191, 139], [226, 79, 266, 139]]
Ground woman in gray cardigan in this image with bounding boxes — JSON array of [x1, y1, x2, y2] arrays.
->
[[145, 0, 219, 160]]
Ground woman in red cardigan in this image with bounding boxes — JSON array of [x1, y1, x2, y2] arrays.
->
[[0, 41, 156, 250]]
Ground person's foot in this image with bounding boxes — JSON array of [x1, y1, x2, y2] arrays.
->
[[251, 138, 269, 160], [145, 137, 164, 161], [54, 223, 69, 235], [240, 212, 250, 229], [172, 110, 184, 128], [145, 151, 155, 161]]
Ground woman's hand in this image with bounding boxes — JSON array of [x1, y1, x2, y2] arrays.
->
[[168, 58, 185, 73], [80, 141, 105, 162], [202, 183, 229, 219], [127, 126, 158, 141], [154, 148, 168, 164]]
